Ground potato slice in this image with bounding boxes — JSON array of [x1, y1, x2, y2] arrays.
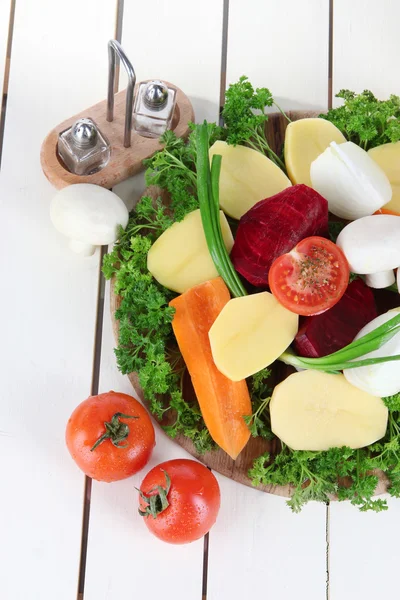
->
[[147, 209, 233, 293], [270, 370, 388, 451], [368, 142, 400, 214], [209, 141, 291, 220], [284, 118, 346, 186], [209, 292, 298, 381]]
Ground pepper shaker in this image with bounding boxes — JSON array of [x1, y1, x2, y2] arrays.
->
[[132, 80, 177, 138], [57, 117, 111, 176]]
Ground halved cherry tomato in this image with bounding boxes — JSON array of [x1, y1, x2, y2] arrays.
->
[[268, 236, 349, 316], [138, 459, 220, 544], [66, 391, 155, 482]]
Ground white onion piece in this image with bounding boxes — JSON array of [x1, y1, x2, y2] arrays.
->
[[365, 270, 395, 289], [310, 141, 392, 219], [344, 309, 400, 397], [337, 215, 400, 274], [397, 268, 400, 294]]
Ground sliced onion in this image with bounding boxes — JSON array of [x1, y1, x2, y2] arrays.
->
[[337, 215, 400, 274], [310, 141, 392, 220], [344, 309, 400, 397]]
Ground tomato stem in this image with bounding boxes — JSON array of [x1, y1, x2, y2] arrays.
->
[[138, 470, 171, 519], [90, 412, 138, 452]]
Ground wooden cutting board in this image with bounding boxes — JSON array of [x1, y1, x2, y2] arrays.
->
[[110, 110, 389, 498]]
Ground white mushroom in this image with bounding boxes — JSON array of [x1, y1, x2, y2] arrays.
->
[[337, 215, 400, 288], [365, 270, 395, 289], [310, 141, 392, 220], [50, 184, 129, 256]]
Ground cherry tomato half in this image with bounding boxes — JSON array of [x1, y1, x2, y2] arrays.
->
[[138, 459, 221, 544], [66, 391, 155, 482], [268, 236, 350, 316]]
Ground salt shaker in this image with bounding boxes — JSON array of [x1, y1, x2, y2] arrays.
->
[[57, 117, 111, 176], [132, 80, 177, 138]]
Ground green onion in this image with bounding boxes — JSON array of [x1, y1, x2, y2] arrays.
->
[[280, 312, 400, 372], [196, 122, 247, 298]]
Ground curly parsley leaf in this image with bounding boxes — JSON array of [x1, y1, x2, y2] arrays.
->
[[221, 75, 288, 172], [321, 89, 400, 150], [102, 188, 212, 452]]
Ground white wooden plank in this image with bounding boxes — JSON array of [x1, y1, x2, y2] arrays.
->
[[226, 0, 330, 111], [330, 3, 400, 597], [0, 2, 116, 599], [84, 275, 204, 600], [330, 497, 400, 598], [86, 4, 224, 596], [205, 6, 329, 599], [207, 478, 327, 600], [119, 0, 224, 122], [0, 0, 10, 85], [333, 0, 400, 104]]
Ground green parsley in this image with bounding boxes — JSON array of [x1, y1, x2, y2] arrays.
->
[[222, 75, 288, 172], [102, 191, 213, 454], [321, 89, 400, 150]]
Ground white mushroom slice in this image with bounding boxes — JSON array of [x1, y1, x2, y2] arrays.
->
[[336, 215, 400, 274], [310, 141, 392, 220], [50, 184, 129, 256], [365, 270, 395, 289]]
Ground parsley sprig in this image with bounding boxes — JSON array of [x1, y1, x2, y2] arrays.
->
[[103, 192, 213, 454], [222, 76, 288, 172], [321, 89, 400, 150]]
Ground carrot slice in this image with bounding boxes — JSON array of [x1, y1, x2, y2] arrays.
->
[[374, 208, 400, 216], [170, 277, 251, 459]]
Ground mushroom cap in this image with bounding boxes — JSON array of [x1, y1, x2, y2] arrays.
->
[[337, 214, 400, 273], [50, 183, 129, 245]]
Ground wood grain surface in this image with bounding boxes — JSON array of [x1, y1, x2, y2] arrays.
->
[[110, 110, 389, 498], [40, 82, 194, 189]]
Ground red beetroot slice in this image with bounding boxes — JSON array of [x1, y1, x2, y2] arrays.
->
[[293, 278, 377, 358], [231, 184, 328, 287]]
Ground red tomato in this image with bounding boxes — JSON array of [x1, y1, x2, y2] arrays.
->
[[268, 236, 349, 316], [66, 391, 155, 482], [138, 459, 220, 544]]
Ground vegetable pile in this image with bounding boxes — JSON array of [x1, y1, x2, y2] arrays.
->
[[104, 78, 400, 512]]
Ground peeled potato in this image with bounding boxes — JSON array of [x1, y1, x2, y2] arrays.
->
[[147, 209, 233, 293], [368, 142, 400, 215], [284, 118, 346, 186], [209, 141, 291, 220], [270, 370, 388, 451], [209, 292, 298, 381]]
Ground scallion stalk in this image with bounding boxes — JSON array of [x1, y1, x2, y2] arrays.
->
[[196, 122, 247, 298], [279, 311, 400, 372]]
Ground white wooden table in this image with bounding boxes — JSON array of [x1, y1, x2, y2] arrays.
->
[[1, 2, 400, 598]]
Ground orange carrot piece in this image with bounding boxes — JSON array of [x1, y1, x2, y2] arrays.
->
[[170, 277, 251, 459], [374, 208, 400, 216]]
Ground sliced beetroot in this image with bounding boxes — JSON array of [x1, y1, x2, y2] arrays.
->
[[231, 184, 328, 287], [293, 278, 377, 358]]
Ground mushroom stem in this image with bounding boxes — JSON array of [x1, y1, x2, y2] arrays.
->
[[69, 239, 96, 256], [365, 270, 395, 289]]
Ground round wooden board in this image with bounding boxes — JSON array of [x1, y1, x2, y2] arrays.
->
[[110, 110, 389, 499]]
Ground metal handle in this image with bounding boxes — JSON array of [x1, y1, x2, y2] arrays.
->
[[107, 40, 136, 148]]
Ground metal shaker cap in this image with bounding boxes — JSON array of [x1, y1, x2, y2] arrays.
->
[[143, 80, 169, 111], [71, 118, 98, 148]]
